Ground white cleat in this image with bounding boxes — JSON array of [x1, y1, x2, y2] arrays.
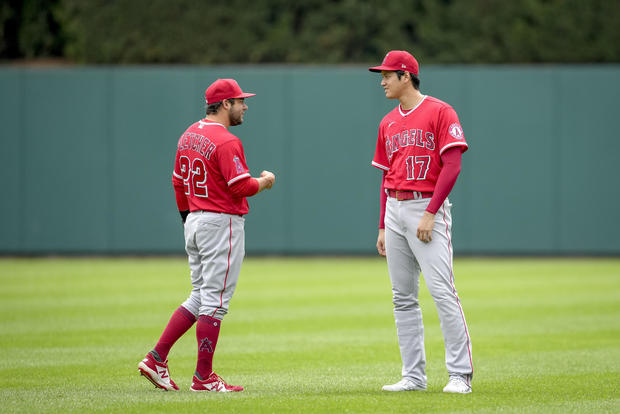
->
[[443, 375, 472, 394], [382, 378, 426, 392]]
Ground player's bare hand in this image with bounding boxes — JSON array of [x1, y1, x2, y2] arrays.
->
[[259, 170, 275, 190], [376, 229, 386, 256], [417, 212, 435, 243]]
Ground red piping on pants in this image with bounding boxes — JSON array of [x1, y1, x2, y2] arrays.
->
[[212, 218, 232, 317], [442, 207, 474, 381]]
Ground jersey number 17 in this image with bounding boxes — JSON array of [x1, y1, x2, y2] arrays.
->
[[406, 155, 431, 181]]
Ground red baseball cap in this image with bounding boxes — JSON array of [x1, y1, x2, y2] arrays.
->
[[205, 79, 256, 104], [369, 50, 419, 76]]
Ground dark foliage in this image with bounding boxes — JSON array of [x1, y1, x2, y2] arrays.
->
[[2, 0, 619, 63]]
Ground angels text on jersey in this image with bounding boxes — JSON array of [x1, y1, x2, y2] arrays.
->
[[385, 127, 435, 163]]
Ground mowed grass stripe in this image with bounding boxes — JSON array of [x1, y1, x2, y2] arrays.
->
[[0, 257, 619, 413]]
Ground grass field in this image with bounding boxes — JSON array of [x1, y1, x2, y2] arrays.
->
[[1, 256, 619, 413]]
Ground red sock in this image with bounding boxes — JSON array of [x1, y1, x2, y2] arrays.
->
[[153, 306, 196, 361], [195, 315, 221, 379]]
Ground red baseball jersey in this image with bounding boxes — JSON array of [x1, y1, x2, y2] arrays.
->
[[172, 120, 252, 215], [372, 96, 468, 192]]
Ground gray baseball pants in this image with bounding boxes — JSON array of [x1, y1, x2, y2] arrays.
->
[[181, 211, 245, 320], [385, 196, 473, 387]]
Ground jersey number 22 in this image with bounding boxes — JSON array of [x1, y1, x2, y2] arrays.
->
[[179, 156, 208, 197]]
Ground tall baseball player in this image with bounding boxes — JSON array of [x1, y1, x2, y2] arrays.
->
[[369, 51, 473, 393], [138, 78, 275, 392]]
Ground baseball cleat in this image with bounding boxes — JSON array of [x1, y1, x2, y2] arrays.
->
[[382, 378, 426, 392], [138, 353, 179, 391], [190, 372, 244, 392], [443, 375, 472, 394]]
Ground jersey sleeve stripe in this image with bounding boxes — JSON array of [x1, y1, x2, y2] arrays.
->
[[227, 173, 251, 186], [439, 142, 468, 155], [372, 161, 390, 171], [172, 171, 183, 180]]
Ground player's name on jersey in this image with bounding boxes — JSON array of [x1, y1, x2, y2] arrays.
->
[[178, 132, 217, 160], [386, 128, 436, 157]]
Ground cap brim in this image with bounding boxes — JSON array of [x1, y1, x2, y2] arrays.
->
[[234, 92, 256, 98], [369, 65, 399, 72]]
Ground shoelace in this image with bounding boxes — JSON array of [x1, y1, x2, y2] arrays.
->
[[208, 373, 227, 385], [449, 375, 469, 386], [164, 360, 172, 377]]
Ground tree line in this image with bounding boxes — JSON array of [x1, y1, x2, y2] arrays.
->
[[2, 0, 619, 64]]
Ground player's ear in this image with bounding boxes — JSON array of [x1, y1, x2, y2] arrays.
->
[[221, 99, 232, 110]]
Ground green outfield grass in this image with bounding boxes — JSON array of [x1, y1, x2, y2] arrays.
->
[[1, 257, 619, 413]]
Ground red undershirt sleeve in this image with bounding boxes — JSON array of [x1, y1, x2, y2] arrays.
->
[[173, 177, 190, 212], [426, 147, 462, 214], [229, 176, 260, 197], [379, 171, 387, 229]]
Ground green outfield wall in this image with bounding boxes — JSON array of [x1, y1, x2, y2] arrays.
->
[[1, 65, 619, 255]]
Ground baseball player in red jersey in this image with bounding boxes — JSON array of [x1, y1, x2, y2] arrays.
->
[[369, 51, 473, 393], [138, 78, 275, 392]]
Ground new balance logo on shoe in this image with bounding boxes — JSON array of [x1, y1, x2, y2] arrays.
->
[[156, 366, 169, 379], [201, 382, 223, 392]]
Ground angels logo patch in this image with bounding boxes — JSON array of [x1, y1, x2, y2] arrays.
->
[[233, 156, 244, 174], [448, 123, 464, 140]]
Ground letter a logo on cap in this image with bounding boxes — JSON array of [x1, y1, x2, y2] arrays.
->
[[369, 50, 419, 76]]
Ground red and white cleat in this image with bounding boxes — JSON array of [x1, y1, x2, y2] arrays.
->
[[190, 372, 244, 392], [138, 353, 179, 391]]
